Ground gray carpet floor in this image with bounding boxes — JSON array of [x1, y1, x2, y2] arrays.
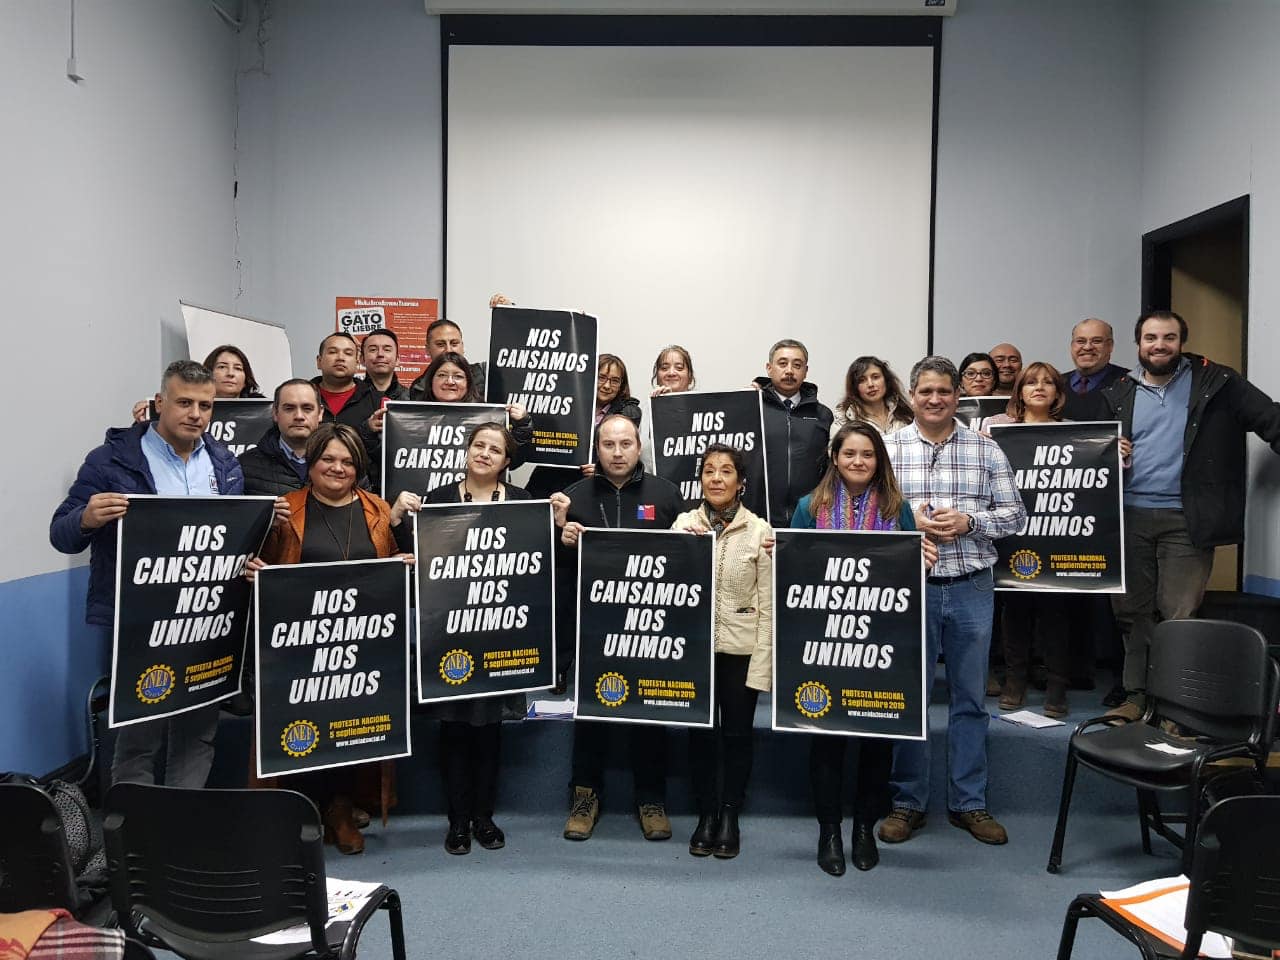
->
[[294, 691, 1185, 960]]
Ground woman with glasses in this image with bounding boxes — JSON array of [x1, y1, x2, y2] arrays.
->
[[958, 352, 998, 397], [409, 351, 533, 463]]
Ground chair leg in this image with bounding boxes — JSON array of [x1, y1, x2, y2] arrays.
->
[[386, 890, 407, 960], [1047, 753, 1079, 873], [1056, 896, 1091, 960], [1179, 782, 1201, 876], [1136, 788, 1153, 855]]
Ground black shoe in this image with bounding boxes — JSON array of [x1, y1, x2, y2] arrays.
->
[[817, 822, 846, 876], [1102, 682, 1126, 709], [851, 821, 879, 871], [712, 803, 740, 859], [689, 811, 717, 857], [444, 819, 471, 855], [472, 816, 505, 850], [552, 670, 568, 696]]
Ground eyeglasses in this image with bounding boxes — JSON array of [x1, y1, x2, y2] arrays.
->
[[598, 375, 623, 388], [433, 372, 467, 383], [1072, 337, 1110, 348], [962, 369, 995, 381]]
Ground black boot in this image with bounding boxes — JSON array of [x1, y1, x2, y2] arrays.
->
[[444, 818, 471, 855], [851, 820, 879, 871], [817, 822, 846, 876], [712, 802, 740, 859], [689, 811, 717, 857]]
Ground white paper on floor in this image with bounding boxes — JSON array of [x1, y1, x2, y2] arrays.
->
[[997, 709, 1065, 729]]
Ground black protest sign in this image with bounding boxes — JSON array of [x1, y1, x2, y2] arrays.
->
[[110, 496, 274, 727], [575, 529, 715, 727], [954, 396, 1008, 428], [414, 500, 556, 702], [988, 421, 1125, 592], [651, 389, 770, 517], [486, 307, 597, 466], [146, 399, 273, 457], [772, 530, 926, 740], [381, 401, 507, 502], [254, 558, 411, 777], [207, 399, 274, 456]]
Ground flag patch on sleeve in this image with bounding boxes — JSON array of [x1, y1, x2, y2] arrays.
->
[[637, 504, 655, 521]]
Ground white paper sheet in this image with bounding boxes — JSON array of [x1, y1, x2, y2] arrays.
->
[[251, 878, 382, 945], [1098, 875, 1231, 958]]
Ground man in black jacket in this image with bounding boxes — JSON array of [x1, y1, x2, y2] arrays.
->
[[312, 332, 384, 486], [1062, 317, 1128, 421], [752, 339, 833, 526], [1101, 310, 1280, 719], [552, 414, 685, 844], [360, 327, 409, 402], [238, 379, 322, 495]]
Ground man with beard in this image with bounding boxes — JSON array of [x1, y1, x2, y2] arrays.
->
[[1101, 310, 1280, 720], [753, 339, 833, 526]]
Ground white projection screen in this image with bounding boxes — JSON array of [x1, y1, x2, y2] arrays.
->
[[445, 32, 938, 409]]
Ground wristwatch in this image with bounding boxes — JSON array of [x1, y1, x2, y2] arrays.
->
[[965, 514, 975, 534]]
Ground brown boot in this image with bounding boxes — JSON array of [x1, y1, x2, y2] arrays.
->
[[998, 675, 1027, 711], [1044, 679, 1068, 719], [563, 786, 600, 841], [324, 796, 365, 855]]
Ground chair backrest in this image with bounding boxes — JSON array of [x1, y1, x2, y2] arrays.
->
[[1147, 619, 1278, 742], [1185, 795, 1280, 952], [0, 782, 79, 912], [103, 784, 330, 952]]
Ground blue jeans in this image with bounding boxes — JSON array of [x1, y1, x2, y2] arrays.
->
[[889, 568, 993, 814]]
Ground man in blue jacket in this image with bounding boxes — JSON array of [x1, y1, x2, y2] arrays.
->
[[50, 360, 245, 787]]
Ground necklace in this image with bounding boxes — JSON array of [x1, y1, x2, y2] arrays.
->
[[463, 481, 501, 502], [314, 492, 356, 560]]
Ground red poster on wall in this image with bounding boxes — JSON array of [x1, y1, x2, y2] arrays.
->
[[335, 296, 438, 386]]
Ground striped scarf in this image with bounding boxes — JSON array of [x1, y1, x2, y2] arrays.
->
[[816, 483, 898, 531]]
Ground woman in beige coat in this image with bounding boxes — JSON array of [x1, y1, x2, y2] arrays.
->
[[672, 443, 772, 860]]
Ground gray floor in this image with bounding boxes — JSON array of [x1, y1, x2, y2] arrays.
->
[[289, 692, 1184, 960]]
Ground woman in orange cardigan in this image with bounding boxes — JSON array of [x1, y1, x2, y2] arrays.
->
[[248, 422, 416, 854]]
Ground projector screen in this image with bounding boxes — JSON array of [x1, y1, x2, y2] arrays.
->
[[446, 40, 936, 412]]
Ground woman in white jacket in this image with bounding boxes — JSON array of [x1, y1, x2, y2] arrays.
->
[[672, 443, 772, 860]]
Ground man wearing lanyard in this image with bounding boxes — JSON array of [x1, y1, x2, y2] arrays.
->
[[879, 356, 1026, 845], [1101, 311, 1280, 720], [50, 360, 245, 787]]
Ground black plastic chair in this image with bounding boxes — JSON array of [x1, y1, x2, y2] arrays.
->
[[103, 784, 407, 960], [1055, 794, 1280, 960], [0, 781, 79, 912], [1047, 619, 1279, 874]]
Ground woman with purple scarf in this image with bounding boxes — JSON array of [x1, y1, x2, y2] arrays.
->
[[792, 421, 923, 878]]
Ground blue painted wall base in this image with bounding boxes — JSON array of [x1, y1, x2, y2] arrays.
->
[[1, 566, 107, 775]]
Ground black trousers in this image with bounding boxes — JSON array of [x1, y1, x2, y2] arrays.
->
[[809, 735, 893, 825], [570, 721, 667, 805], [1001, 592, 1071, 687], [688, 653, 759, 814], [439, 721, 501, 822]]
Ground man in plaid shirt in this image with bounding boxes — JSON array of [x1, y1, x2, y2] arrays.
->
[[878, 356, 1026, 846]]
